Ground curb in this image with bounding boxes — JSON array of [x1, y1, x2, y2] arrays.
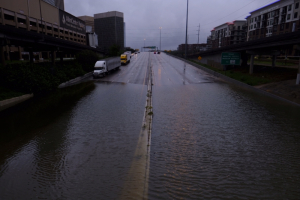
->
[[167, 53, 300, 107], [58, 72, 93, 88], [0, 94, 33, 112]]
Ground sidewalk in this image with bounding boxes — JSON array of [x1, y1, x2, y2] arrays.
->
[[255, 79, 300, 105]]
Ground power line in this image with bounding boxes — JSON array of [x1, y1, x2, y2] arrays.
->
[[201, 0, 275, 27], [200, 0, 258, 26]]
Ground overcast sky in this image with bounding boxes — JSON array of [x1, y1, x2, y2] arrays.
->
[[65, 0, 276, 50]]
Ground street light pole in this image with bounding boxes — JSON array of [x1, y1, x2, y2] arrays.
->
[[185, 0, 189, 59], [159, 27, 162, 51], [144, 39, 145, 52]]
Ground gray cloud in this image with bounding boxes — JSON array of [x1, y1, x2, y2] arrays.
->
[[65, 0, 275, 50]]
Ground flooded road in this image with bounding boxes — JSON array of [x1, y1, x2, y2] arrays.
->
[[149, 53, 300, 199], [0, 52, 300, 199]]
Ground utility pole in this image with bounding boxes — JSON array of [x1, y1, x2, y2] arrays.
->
[[185, 0, 189, 59], [38, 0, 44, 35], [159, 27, 162, 51], [197, 23, 200, 44]]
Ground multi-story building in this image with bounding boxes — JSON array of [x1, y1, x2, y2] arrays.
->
[[43, 0, 64, 10], [94, 11, 124, 53], [206, 36, 212, 51], [0, 0, 86, 61], [77, 16, 98, 48], [247, 0, 300, 40], [78, 15, 94, 32], [211, 20, 247, 49]]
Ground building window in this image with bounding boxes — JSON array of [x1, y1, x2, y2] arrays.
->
[[287, 14, 291, 20], [254, 24, 256, 28], [286, 23, 290, 29], [296, 3, 299, 9], [288, 5, 292, 11], [294, 12, 298, 18]]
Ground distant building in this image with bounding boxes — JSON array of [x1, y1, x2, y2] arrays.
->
[[43, 0, 64, 10], [94, 11, 124, 53], [177, 43, 207, 53], [247, 0, 300, 41], [206, 36, 212, 51], [210, 20, 247, 49]]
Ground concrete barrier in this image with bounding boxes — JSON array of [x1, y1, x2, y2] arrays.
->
[[0, 94, 34, 112], [58, 72, 93, 88]]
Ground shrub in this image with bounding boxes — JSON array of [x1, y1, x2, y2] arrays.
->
[[75, 50, 100, 72], [0, 60, 86, 94]]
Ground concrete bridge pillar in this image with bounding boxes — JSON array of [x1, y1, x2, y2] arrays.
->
[[249, 55, 254, 74], [29, 50, 34, 63], [59, 52, 64, 64], [272, 55, 276, 68], [0, 46, 5, 66], [297, 59, 300, 85], [51, 50, 56, 65], [18, 46, 22, 60]]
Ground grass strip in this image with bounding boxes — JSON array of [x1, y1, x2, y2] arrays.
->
[[188, 59, 272, 86]]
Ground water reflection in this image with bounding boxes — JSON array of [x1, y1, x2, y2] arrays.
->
[[0, 81, 147, 199], [0, 82, 95, 199]]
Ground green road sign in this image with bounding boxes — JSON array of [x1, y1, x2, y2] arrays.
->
[[145, 46, 156, 49], [221, 52, 241, 65]]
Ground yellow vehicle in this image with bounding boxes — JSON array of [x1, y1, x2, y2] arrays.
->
[[120, 53, 130, 65]]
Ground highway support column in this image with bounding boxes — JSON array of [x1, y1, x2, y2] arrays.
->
[[0, 45, 5, 66], [59, 52, 63, 64], [272, 55, 276, 68], [51, 50, 56, 65], [249, 54, 254, 74], [29, 50, 34, 63], [297, 58, 300, 85]]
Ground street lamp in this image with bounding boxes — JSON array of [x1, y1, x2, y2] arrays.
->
[[185, 0, 189, 59], [144, 39, 146, 52], [159, 27, 162, 51]]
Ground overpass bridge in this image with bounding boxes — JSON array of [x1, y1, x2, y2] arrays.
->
[[189, 31, 300, 84], [190, 30, 300, 80]]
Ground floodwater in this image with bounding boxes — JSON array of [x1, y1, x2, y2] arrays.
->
[[148, 53, 300, 199], [0, 53, 300, 199], [0, 81, 147, 199]]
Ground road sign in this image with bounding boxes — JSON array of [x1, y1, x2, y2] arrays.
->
[[221, 52, 241, 65], [145, 46, 156, 49], [198, 56, 202, 61]]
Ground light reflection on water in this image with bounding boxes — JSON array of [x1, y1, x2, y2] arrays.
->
[[149, 83, 300, 199]]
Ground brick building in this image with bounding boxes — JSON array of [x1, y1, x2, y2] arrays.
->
[[210, 20, 247, 49]]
